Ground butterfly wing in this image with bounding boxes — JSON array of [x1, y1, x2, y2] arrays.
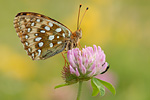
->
[[14, 12, 72, 60]]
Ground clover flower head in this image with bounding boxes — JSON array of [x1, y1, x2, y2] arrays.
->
[[62, 45, 109, 84]]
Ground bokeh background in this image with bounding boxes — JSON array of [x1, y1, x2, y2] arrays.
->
[[0, 0, 150, 100]]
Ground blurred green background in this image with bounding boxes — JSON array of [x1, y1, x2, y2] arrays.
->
[[0, 0, 150, 100]]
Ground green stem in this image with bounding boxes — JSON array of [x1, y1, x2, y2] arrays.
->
[[76, 81, 83, 100]]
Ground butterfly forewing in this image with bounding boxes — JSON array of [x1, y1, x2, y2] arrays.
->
[[14, 12, 72, 60]]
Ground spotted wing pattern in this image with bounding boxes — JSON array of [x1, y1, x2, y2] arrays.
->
[[14, 12, 72, 60]]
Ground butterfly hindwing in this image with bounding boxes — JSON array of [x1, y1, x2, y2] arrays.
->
[[41, 42, 66, 59], [14, 12, 72, 60]]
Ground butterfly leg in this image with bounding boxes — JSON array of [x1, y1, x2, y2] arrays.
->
[[78, 42, 83, 50], [61, 52, 69, 66]]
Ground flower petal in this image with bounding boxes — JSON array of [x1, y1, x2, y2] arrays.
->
[[75, 68, 80, 76], [73, 48, 79, 59], [89, 61, 96, 71], [99, 62, 108, 74], [88, 66, 96, 77], [93, 45, 97, 53], [100, 52, 106, 64], [67, 50, 78, 68], [84, 58, 89, 68], [69, 65, 75, 74]]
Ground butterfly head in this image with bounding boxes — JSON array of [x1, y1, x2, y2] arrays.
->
[[76, 29, 82, 39]]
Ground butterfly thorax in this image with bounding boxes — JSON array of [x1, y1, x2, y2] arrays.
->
[[65, 29, 82, 51]]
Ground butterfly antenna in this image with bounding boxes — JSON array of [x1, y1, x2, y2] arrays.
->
[[78, 7, 89, 29], [77, 4, 82, 30]]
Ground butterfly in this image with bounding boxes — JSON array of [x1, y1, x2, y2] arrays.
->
[[13, 5, 88, 60]]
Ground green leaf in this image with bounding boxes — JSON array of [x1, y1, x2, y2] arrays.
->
[[91, 77, 105, 96], [54, 83, 70, 89], [94, 78, 116, 95], [91, 79, 99, 96]]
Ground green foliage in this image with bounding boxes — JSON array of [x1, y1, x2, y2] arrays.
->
[[91, 77, 105, 96], [54, 83, 70, 89], [91, 77, 116, 96], [97, 78, 116, 95]]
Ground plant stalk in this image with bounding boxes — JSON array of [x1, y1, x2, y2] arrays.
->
[[76, 81, 83, 100]]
